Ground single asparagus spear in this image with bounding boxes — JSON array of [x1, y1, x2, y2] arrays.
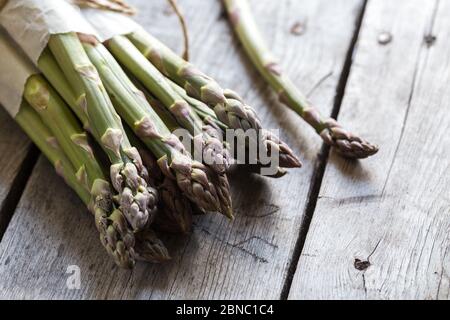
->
[[125, 124, 193, 234], [169, 79, 229, 139], [127, 29, 301, 169], [127, 71, 183, 132], [38, 48, 90, 131], [47, 32, 158, 232], [144, 93, 181, 133], [16, 102, 91, 206], [223, 0, 378, 159], [23, 74, 105, 194], [134, 229, 171, 262], [77, 37, 231, 217], [132, 69, 216, 134], [105, 35, 231, 174]]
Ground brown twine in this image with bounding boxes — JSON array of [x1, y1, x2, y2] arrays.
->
[[74, 0, 136, 15], [166, 0, 190, 61], [74, 0, 190, 60]]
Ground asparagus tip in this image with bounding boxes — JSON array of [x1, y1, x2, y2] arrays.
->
[[320, 120, 379, 159], [263, 130, 302, 169], [134, 230, 171, 263], [281, 154, 302, 169], [268, 167, 289, 179], [223, 206, 235, 220]]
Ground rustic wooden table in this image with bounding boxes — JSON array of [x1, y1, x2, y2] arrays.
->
[[0, 0, 448, 300]]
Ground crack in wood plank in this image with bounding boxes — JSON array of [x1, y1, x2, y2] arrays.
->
[[319, 194, 385, 205], [280, 0, 370, 300], [195, 225, 272, 264], [382, 0, 440, 196], [307, 71, 334, 97]]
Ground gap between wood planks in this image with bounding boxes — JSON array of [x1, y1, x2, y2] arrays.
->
[[279, 0, 369, 300], [0, 145, 40, 242]]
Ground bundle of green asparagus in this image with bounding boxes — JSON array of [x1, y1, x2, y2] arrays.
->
[[0, 29, 170, 268], [0, 0, 301, 269], [223, 0, 378, 159]]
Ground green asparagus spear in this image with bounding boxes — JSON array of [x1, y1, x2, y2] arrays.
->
[[38, 48, 90, 130], [223, 0, 378, 159], [169, 80, 229, 132], [24, 74, 105, 193], [16, 102, 90, 205]]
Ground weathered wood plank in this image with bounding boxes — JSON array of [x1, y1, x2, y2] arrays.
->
[[289, 0, 450, 300], [0, 107, 32, 236], [0, 157, 98, 299], [0, 0, 362, 299]]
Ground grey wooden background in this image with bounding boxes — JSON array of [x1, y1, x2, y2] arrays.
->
[[0, 0, 448, 300]]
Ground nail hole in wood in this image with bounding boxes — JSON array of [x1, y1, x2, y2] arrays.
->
[[424, 34, 437, 48], [290, 21, 307, 36], [377, 31, 392, 45]]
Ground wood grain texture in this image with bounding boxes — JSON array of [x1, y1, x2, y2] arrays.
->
[[0, 0, 362, 299], [289, 0, 450, 300], [0, 107, 31, 230]]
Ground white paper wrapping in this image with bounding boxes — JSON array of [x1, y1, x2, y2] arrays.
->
[[0, 0, 98, 64], [0, 29, 38, 117], [82, 7, 142, 42]]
